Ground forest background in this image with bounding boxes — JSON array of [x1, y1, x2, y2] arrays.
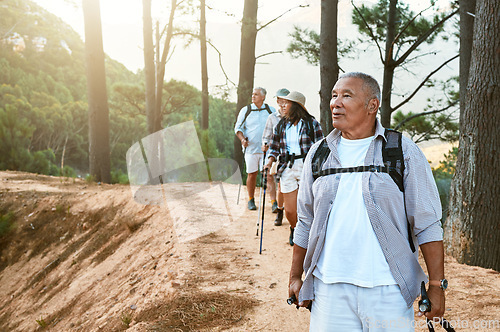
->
[[1, 0, 460, 217]]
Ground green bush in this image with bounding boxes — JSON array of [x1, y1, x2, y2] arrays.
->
[[111, 169, 129, 184], [0, 212, 15, 237]]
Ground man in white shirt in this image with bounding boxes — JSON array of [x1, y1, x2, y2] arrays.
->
[[289, 73, 446, 331]]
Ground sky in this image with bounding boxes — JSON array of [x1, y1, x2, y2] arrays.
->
[[31, 0, 458, 120]]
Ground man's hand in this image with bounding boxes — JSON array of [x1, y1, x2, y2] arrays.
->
[[241, 137, 249, 148], [288, 277, 311, 308], [261, 144, 269, 152], [418, 285, 445, 320], [289, 245, 310, 308], [419, 240, 446, 322]]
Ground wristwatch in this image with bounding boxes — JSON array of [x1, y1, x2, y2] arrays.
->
[[429, 278, 448, 290]]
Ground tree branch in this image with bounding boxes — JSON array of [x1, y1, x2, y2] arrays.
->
[[413, 107, 457, 144], [395, 9, 458, 66], [171, 31, 236, 86], [392, 4, 433, 48], [207, 40, 236, 86], [351, 0, 385, 64], [255, 50, 283, 59], [257, 5, 309, 31], [394, 101, 457, 131], [393, 54, 459, 112]]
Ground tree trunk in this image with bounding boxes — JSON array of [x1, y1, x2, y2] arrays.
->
[[154, 0, 177, 133], [459, 0, 475, 126], [444, 0, 500, 271], [380, 0, 397, 128], [82, 0, 111, 183], [319, 0, 338, 135], [234, 0, 258, 172], [200, 0, 209, 130], [143, 0, 156, 134]]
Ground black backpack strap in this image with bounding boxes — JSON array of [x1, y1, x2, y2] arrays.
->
[[311, 138, 330, 180], [305, 116, 315, 141], [242, 104, 252, 124], [382, 129, 405, 192], [275, 117, 286, 136], [242, 104, 272, 125], [382, 129, 415, 253]]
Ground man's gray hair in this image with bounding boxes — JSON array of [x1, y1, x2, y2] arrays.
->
[[254, 87, 267, 96], [339, 72, 381, 102]]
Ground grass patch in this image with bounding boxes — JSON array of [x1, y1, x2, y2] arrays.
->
[[121, 312, 132, 328], [136, 291, 257, 331]]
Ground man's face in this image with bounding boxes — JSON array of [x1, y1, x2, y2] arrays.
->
[[330, 77, 376, 139], [252, 89, 265, 106], [277, 97, 286, 115]]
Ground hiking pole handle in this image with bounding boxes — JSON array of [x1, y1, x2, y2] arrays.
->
[[286, 294, 297, 305]]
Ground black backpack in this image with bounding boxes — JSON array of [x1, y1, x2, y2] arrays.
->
[[274, 116, 316, 142], [311, 129, 415, 252], [242, 103, 272, 124]]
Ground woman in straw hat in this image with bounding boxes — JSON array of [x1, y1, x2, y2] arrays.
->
[[265, 91, 323, 246]]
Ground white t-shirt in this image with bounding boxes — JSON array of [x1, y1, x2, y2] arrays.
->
[[314, 135, 397, 287], [285, 121, 302, 155]]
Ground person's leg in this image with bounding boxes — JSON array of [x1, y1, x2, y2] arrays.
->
[[244, 153, 261, 210], [283, 189, 298, 228], [280, 165, 299, 242], [274, 181, 284, 226], [277, 182, 284, 208], [246, 171, 257, 199], [267, 172, 276, 202]]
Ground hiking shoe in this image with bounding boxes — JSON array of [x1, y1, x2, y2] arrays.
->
[[289, 227, 294, 246], [248, 198, 257, 210], [272, 201, 278, 213], [274, 208, 283, 226]]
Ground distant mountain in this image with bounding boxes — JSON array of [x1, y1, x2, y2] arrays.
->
[[0, 0, 138, 104]]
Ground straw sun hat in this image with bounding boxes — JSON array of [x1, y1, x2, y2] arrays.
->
[[280, 91, 307, 112]]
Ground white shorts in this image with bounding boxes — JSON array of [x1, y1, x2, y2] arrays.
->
[[310, 278, 414, 332], [244, 153, 263, 174], [280, 159, 303, 193]]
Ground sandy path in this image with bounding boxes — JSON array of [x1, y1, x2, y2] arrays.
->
[[0, 172, 498, 331]]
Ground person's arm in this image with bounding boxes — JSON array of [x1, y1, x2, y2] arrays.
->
[[419, 240, 446, 320], [261, 116, 273, 148], [236, 131, 249, 148], [234, 108, 248, 147], [265, 122, 281, 168], [288, 142, 320, 308], [288, 245, 310, 307]]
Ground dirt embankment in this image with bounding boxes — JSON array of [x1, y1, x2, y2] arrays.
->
[[0, 171, 498, 331]]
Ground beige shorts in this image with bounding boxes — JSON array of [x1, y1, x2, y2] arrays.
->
[[280, 159, 303, 193], [244, 153, 264, 174]]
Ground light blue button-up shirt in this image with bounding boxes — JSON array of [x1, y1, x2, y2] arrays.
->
[[234, 103, 275, 154]]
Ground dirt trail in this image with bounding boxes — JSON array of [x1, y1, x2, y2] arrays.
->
[[0, 171, 498, 331]]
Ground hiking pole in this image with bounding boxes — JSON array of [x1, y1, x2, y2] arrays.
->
[[419, 281, 456, 332], [256, 145, 267, 236], [259, 168, 268, 254], [237, 142, 247, 205]]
